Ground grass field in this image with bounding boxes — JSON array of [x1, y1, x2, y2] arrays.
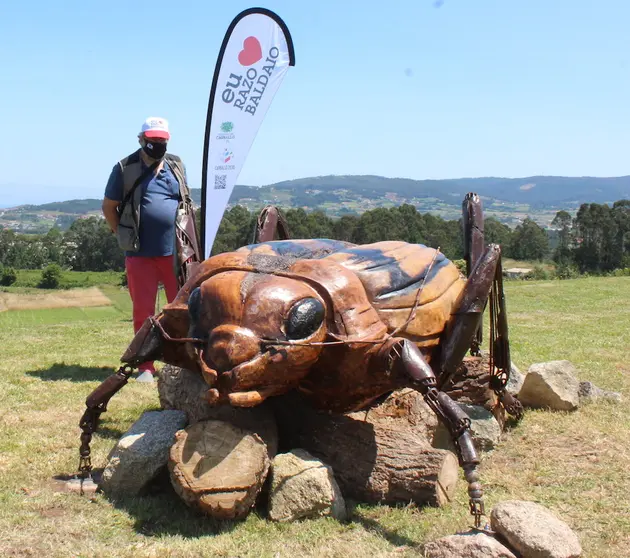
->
[[0, 278, 629, 557]]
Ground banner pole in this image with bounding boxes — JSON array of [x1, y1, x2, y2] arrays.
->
[[200, 7, 295, 259]]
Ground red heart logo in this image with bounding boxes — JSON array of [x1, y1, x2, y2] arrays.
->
[[238, 36, 263, 66]]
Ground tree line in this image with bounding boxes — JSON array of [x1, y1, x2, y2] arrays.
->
[[551, 200, 630, 273], [1, 200, 628, 277]]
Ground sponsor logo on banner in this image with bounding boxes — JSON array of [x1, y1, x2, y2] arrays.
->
[[215, 147, 235, 171], [221, 36, 280, 116], [217, 121, 235, 140]]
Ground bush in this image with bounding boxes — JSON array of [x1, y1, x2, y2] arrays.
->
[[611, 267, 630, 277], [531, 265, 550, 280], [39, 264, 62, 289], [1, 267, 17, 286], [452, 259, 467, 274], [555, 264, 580, 280], [120, 270, 128, 287]]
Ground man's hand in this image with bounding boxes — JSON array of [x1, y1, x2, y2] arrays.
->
[[102, 197, 120, 233]]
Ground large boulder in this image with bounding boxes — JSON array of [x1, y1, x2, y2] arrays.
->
[[423, 532, 517, 558], [100, 410, 187, 496], [491, 500, 582, 558], [518, 361, 580, 411], [268, 449, 346, 522]]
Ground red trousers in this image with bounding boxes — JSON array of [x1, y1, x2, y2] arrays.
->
[[125, 255, 179, 372]]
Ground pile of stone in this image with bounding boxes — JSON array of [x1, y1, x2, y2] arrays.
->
[[95, 357, 618, 555], [98, 408, 347, 522], [511, 360, 621, 412], [424, 500, 582, 558]]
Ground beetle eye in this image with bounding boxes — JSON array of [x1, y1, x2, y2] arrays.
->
[[188, 287, 202, 325], [285, 298, 325, 340]]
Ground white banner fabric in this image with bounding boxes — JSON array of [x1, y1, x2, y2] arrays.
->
[[202, 11, 294, 258]]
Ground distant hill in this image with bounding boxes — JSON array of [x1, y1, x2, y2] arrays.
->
[[2, 174, 629, 233], [22, 199, 104, 214], [191, 174, 630, 208]]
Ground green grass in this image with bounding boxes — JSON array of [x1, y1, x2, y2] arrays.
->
[[1, 269, 124, 291], [0, 277, 629, 557]]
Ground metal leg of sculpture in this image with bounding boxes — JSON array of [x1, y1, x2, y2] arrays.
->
[[462, 192, 485, 355], [391, 339, 485, 528], [438, 244, 501, 390], [437, 242, 524, 419], [255, 205, 290, 243]]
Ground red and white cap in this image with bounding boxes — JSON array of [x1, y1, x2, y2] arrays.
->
[[140, 116, 170, 140]]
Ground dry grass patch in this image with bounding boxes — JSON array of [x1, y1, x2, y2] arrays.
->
[[0, 287, 112, 312]]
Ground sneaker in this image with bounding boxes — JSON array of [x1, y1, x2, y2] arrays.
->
[[136, 370, 155, 384]]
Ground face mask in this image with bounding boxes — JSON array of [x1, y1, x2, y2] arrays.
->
[[142, 141, 167, 160]]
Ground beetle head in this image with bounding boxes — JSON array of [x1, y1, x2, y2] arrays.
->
[[122, 268, 328, 406]]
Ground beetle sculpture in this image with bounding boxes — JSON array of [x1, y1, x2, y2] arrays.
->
[[77, 195, 522, 527]]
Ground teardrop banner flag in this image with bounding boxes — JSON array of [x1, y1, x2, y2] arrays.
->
[[200, 8, 296, 258]]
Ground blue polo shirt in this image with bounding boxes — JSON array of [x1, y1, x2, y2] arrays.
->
[[105, 159, 183, 257]]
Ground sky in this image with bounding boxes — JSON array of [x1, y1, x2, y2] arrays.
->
[[1, 0, 629, 206]]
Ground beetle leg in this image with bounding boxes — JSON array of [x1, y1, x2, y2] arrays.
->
[[121, 317, 164, 367], [462, 192, 485, 355], [255, 205, 290, 243], [438, 244, 501, 390], [386, 338, 485, 526]]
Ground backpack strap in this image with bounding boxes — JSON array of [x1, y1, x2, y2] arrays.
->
[[165, 153, 190, 201], [117, 160, 160, 220]]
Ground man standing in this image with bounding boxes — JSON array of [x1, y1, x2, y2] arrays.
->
[[102, 117, 190, 383]]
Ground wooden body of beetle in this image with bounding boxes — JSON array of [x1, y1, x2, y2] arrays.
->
[[133, 239, 467, 413], [115, 195, 519, 526]]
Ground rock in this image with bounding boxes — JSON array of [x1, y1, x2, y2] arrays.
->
[[268, 449, 346, 522], [158, 365, 209, 422], [506, 362, 526, 397], [424, 532, 517, 558], [518, 361, 580, 411], [100, 410, 187, 496], [578, 381, 622, 404], [433, 403, 502, 453], [504, 268, 533, 279], [491, 500, 582, 558]]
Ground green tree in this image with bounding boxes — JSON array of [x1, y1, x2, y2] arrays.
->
[[284, 208, 312, 239], [332, 215, 359, 243], [484, 217, 513, 249], [211, 205, 256, 255], [42, 227, 63, 264], [573, 203, 620, 272], [39, 263, 62, 288], [305, 210, 334, 238], [1, 267, 17, 286], [509, 217, 550, 261], [393, 204, 427, 245], [63, 217, 124, 271], [612, 200, 630, 268], [354, 208, 405, 244], [0, 229, 17, 267], [551, 210, 573, 265]]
